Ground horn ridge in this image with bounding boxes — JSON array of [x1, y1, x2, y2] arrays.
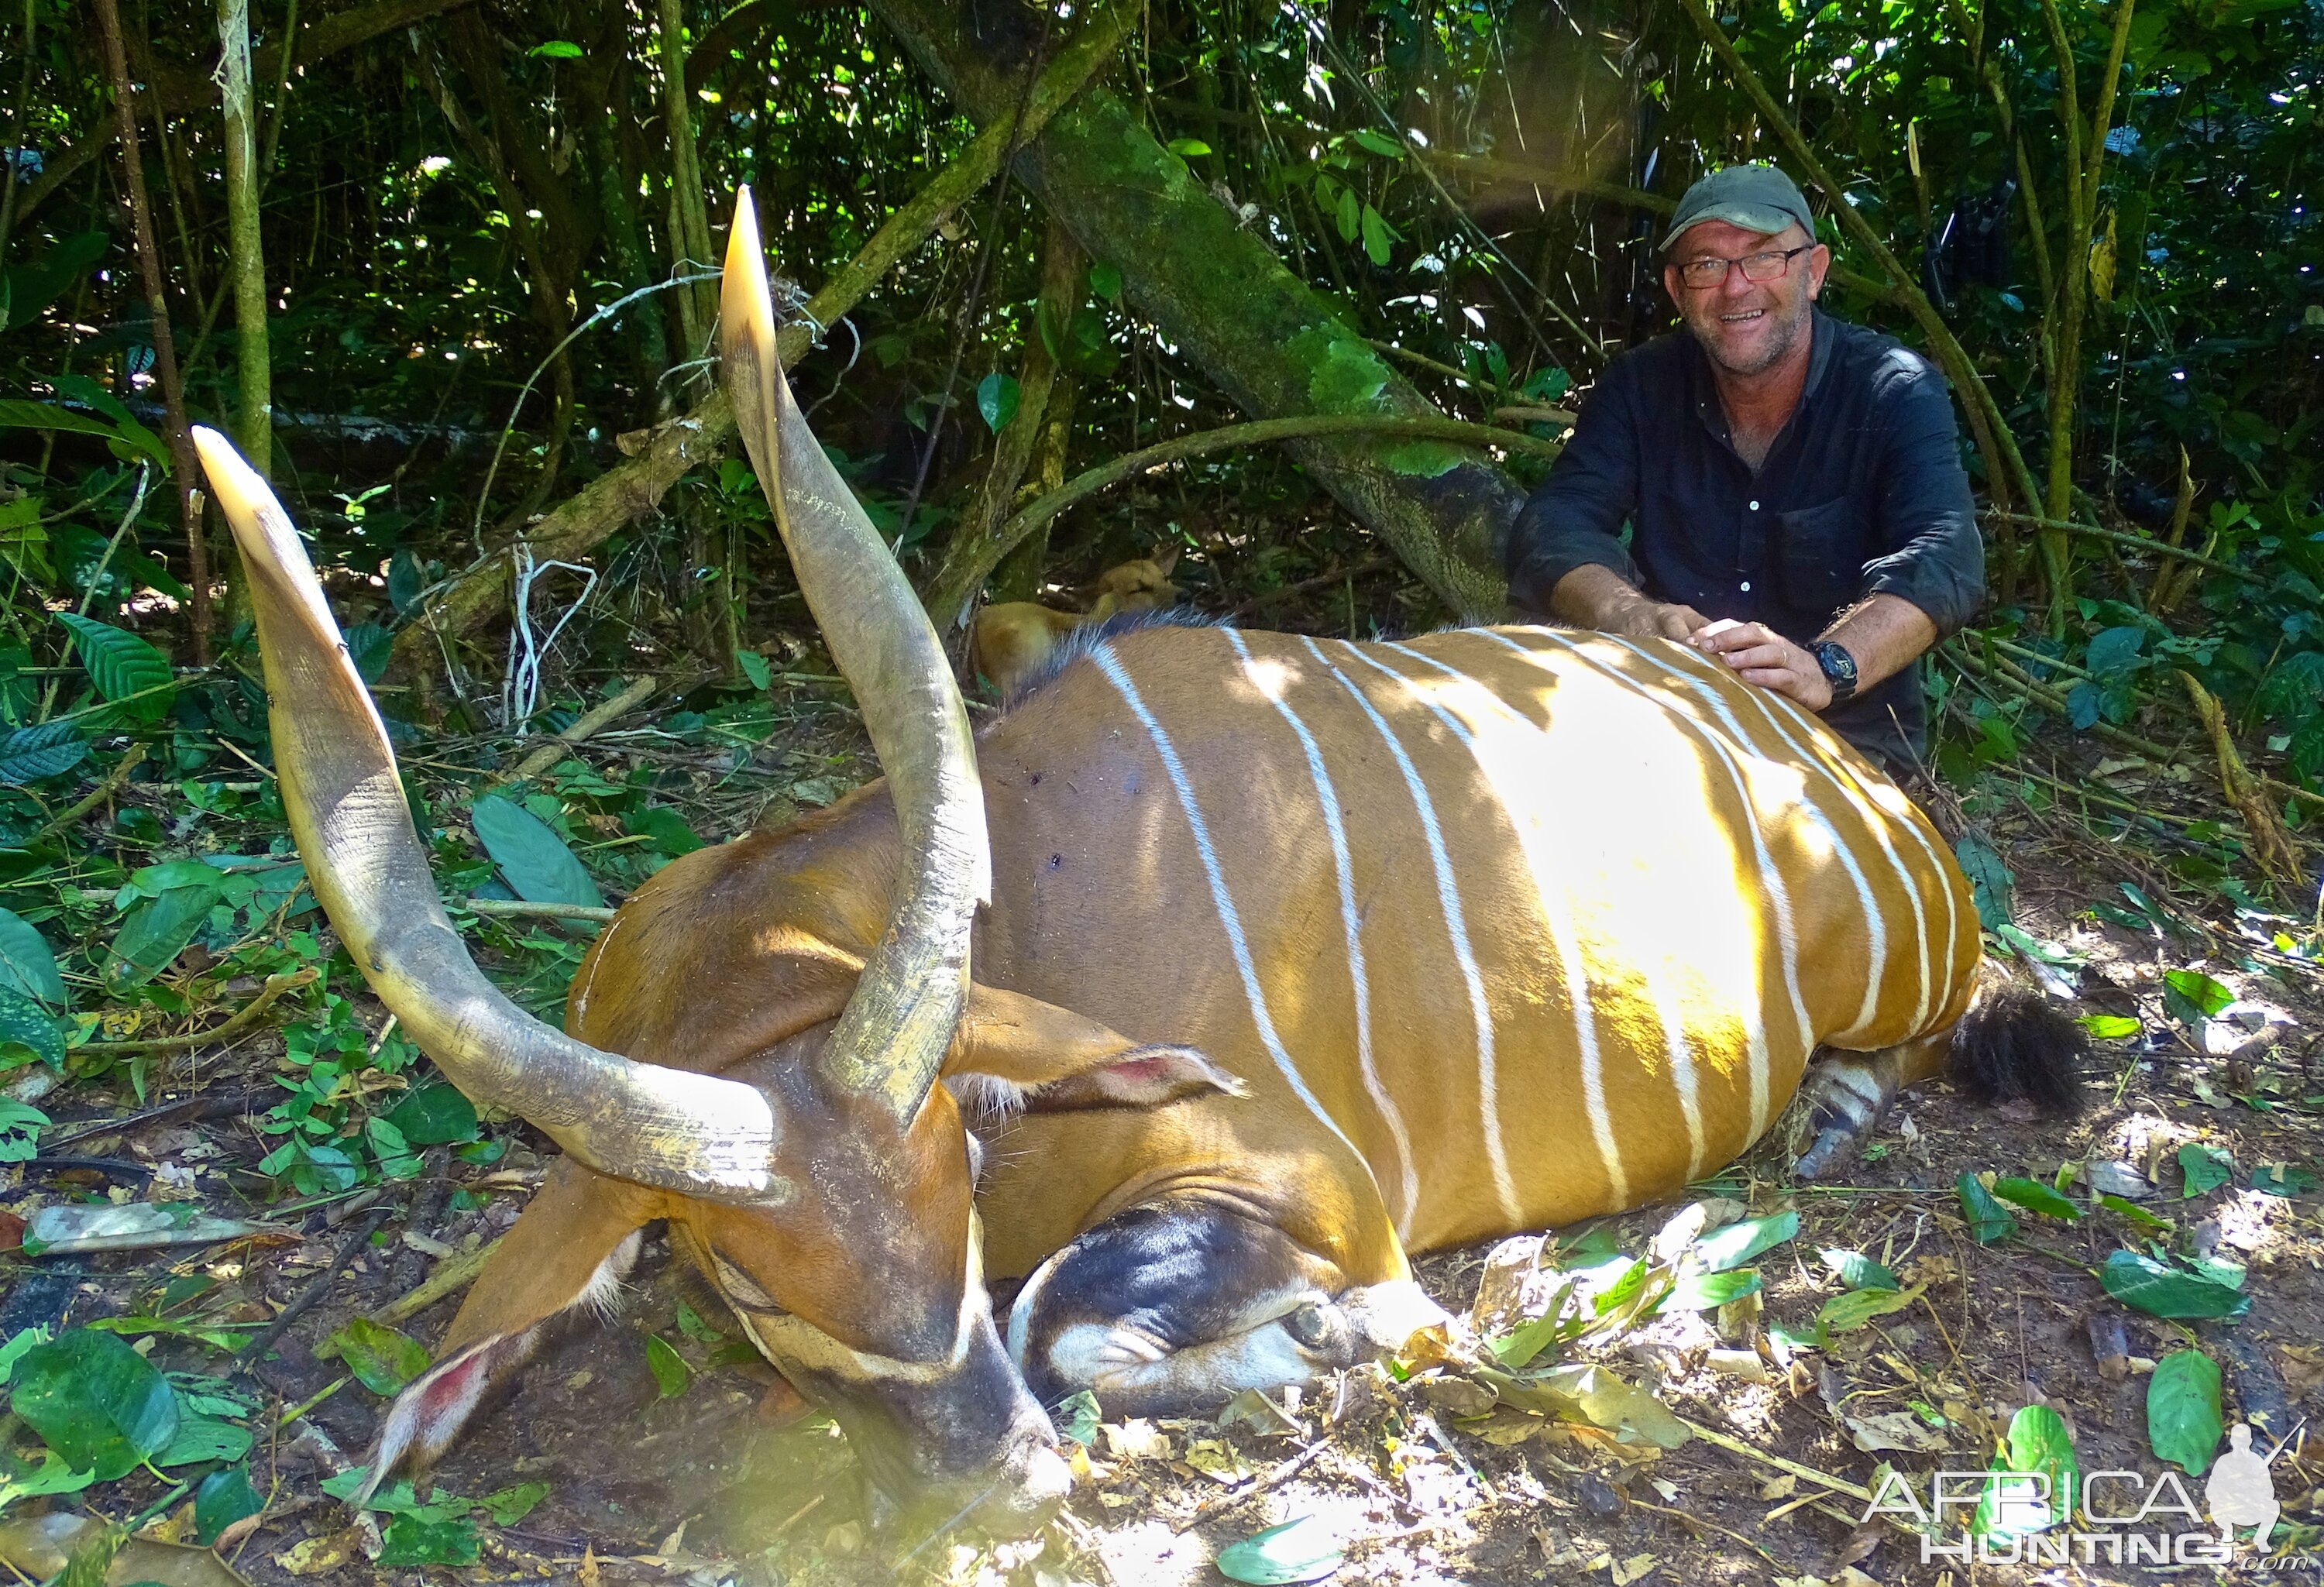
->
[[191, 427, 786, 1201], [719, 189, 990, 1118]]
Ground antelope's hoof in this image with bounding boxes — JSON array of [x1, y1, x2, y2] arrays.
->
[[1790, 1061, 1893, 1180]]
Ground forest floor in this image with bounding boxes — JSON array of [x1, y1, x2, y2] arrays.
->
[[3, 692, 2321, 1587]]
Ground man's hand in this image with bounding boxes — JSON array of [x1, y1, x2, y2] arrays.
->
[[1549, 564, 1712, 641], [1692, 619, 1832, 709], [1605, 596, 1714, 643]]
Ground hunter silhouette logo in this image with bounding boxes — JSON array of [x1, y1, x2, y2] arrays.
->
[[2205, 1423, 2281, 1546]]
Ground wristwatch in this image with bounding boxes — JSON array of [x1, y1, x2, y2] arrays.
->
[[1810, 641, 1858, 705]]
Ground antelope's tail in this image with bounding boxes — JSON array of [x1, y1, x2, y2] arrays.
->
[[1948, 978, 2087, 1115]]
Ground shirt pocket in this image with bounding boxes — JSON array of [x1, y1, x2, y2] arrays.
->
[[1774, 497, 1865, 621]]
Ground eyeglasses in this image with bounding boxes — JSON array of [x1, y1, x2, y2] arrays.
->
[[1674, 245, 1817, 290]]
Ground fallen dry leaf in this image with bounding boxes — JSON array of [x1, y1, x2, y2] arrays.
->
[[1101, 1420, 1172, 1462], [1611, 1550, 1660, 1585], [274, 1530, 359, 1577]]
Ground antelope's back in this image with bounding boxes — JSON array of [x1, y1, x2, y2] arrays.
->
[[973, 622, 1978, 1259]]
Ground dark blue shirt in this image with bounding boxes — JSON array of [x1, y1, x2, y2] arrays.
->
[[1504, 309, 1984, 770]]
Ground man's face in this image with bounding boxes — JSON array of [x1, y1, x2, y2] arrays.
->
[[1662, 220, 1830, 378]]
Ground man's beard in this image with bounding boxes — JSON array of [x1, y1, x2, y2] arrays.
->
[[1686, 291, 1810, 377]]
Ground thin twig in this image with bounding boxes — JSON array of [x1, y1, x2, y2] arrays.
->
[[1675, 1416, 1874, 1503], [1978, 510, 2265, 586], [235, 1204, 394, 1368], [22, 742, 147, 844], [488, 672, 667, 788], [76, 968, 316, 1056], [1177, 1440, 1331, 1531]]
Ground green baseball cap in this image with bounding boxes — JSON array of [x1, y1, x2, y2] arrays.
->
[[1662, 163, 1816, 252]]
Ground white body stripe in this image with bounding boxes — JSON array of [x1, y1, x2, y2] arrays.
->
[[1381, 640, 1707, 1180], [1485, 629, 1805, 1137], [1301, 637, 1528, 1220], [1600, 634, 1951, 1030], [1226, 630, 1421, 1237], [1088, 644, 1374, 1173]]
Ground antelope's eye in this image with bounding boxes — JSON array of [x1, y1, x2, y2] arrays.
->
[[709, 1250, 785, 1313]]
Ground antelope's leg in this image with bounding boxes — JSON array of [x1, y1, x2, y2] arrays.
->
[[1002, 1202, 1444, 1419], [1791, 1029, 1952, 1180], [363, 1159, 661, 1494]]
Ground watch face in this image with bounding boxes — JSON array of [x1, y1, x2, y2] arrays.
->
[[1818, 644, 1857, 694]]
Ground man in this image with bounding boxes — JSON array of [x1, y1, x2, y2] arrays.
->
[[1504, 163, 1984, 773]]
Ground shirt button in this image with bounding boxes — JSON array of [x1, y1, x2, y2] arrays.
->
[[1748, 500, 1762, 511], [1740, 580, 1752, 593]]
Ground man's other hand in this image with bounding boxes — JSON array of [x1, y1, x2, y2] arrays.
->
[[1549, 565, 1713, 641], [1692, 619, 1832, 709]]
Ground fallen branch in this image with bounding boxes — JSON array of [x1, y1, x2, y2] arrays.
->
[[1177, 1440, 1330, 1532], [24, 743, 148, 846], [462, 898, 618, 923], [74, 968, 317, 1057], [961, 415, 1565, 611], [388, 0, 1135, 678], [378, 1233, 504, 1324], [1979, 510, 2263, 587], [1944, 641, 2324, 813], [1226, 556, 1395, 620], [1676, 1415, 1873, 1503], [489, 673, 666, 788], [2181, 671, 2305, 880]]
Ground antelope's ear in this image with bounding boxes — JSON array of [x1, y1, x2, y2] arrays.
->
[[944, 984, 1246, 1112]]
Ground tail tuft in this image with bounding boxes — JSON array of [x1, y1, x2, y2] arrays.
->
[[1948, 984, 2086, 1115]]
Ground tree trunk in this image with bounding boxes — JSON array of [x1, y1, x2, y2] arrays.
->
[[93, 0, 210, 661], [867, 0, 1520, 620], [656, 0, 718, 359], [216, 0, 271, 477]]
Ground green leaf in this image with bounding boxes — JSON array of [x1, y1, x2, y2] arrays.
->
[[1088, 262, 1122, 301], [1359, 203, 1396, 266], [1692, 1210, 1797, 1273], [1956, 1173, 2018, 1243], [975, 371, 1020, 434], [55, 613, 172, 706], [0, 1325, 50, 1386], [469, 794, 603, 908], [1660, 1269, 1761, 1313], [645, 1334, 690, 1399], [2252, 1163, 2318, 1197], [157, 1410, 253, 1466], [477, 1481, 549, 1526], [1335, 184, 1360, 242], [2178, 1143, 2233, 1197], [528, 38, 583, 57], [0, 721, 90, 785], [343, 621, 393, 685], [1820, 1249, 1902, 1291], [2163, 967, 2235, 1022], [2147, 1349, 2223, 1475], [1215, 1517, 1344, 1585], [0, 1097, 47, 1161], [0, 985, 64, 1070], [1164, 136, 1212, 159], [1990, 1177, 2082, 1220], [1954, 833, 2015, 929], [194, 1465, 264, 1544], [1490, 1312, 1564, 1370], [674, 1300, 723, 1344], [8, 1329, 180, 1481], [1972, 1404, 2078, 1539], [105, 885, 218, 988], [2097, 1192, 2173, 1231], [0, 908, 67, 1006], [2078, 1012, 2140, 1039], [1055, 1388, 1101, 1446], [383, 1084, 479, 1146], [326, 1317, 431, 1396], [626, 804, 702, 857], [1350, 128, 1404, 158], [377, 1513, 480, 1567], [2099, 1250, 2252, 1319], [0, 1448, 98, 1506], [2085, 625, 2146, 677], [734, 648, 772, 690], [1815, 1283, 1922, 1338]]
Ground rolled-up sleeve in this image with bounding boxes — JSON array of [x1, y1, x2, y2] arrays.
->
[[1859, 350, 1985, 637], [1504, 360, 1645, 615]]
